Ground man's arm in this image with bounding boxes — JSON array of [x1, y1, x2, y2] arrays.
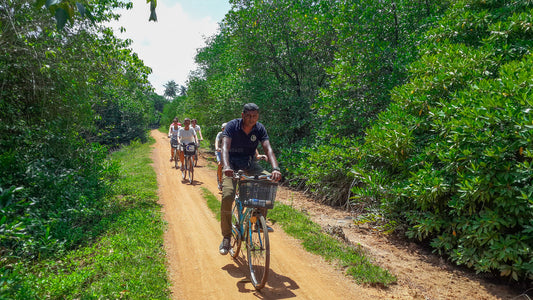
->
[[261, 140, 281, 182], [194, 130, 199, 145], [198, 127, 204, 140], [221, 136, 233, 177]]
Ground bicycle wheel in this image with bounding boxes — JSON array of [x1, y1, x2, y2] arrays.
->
[[194, 150, 198, 167], [246, 213, 270, 290], [188, 156, 194, 184], [229, 200, 242, 258], [181, 156, 186, 180]]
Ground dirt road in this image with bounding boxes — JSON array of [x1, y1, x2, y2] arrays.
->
[[150, 129, 518, 299]]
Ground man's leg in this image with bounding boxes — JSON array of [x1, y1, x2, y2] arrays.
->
[[219, 176, 236, 255]]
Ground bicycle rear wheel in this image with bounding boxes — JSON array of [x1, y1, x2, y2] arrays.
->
[[188, 156, 194, 184], [246, 213, 270, 290], [229, 201, 242, 258]]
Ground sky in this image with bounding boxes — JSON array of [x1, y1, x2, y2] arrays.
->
[[110, 0, 231, 95]]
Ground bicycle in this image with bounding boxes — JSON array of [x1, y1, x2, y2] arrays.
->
[[170, 137, 179, 169], [181, 142, 196, 184], [229, 171, 278, 290], [194, 140, 202, 167]]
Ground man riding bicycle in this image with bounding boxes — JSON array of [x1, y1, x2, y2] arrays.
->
[[168, 118, 181, 162], [219, 103, 281, 255], [177, 118, 198, 170]]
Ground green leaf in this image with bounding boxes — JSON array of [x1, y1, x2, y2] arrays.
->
[[45, 0, 60, 8], [75, 2, 86, 18], [54, 7, 68, 30]]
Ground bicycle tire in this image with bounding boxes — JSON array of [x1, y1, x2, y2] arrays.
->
[[230, 201, 242, 258], [246, 213, 270, 290], [194, 151, 198, 167], [181, 156, 186, 180], [188, 156, 194, 184], [174, 151, 179, 169]]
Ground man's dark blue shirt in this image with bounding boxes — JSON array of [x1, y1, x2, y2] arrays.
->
[[223, 118, 269, 170]]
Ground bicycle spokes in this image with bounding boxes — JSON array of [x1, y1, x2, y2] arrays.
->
[[246, 214, 270, 289]]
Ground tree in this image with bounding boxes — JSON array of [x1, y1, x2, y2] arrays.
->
[[163, 80, 179, 99]]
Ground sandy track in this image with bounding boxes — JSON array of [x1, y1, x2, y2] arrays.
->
[[151, 129, 519, 300], [151, 129, 388, 299]]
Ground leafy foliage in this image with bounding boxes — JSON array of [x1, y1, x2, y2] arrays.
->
[[0, 0, 157, 265], [355, 0, 533, 281], [178, 0, 532, 283]]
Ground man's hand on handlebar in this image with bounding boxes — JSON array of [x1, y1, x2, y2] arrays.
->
[[223, 166, 234, 178], [270, 169, 281, 182]]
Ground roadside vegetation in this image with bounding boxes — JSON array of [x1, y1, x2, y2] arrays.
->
[[1, 140, 169, 298], [200, 187, 396, 286]]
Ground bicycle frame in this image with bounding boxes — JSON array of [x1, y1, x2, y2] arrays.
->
[[233, 197, 260, 241]]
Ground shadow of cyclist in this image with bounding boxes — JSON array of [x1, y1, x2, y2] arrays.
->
[[221, 258, 299, 298]]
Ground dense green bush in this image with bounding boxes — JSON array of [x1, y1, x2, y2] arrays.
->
[[0, 0, 154, 262], [355, 0, 533, 281]]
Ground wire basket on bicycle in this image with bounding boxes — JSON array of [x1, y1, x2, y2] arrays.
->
[[239, 179, 278, 209], [183, 142, 196, 156], [170, 136, 179, 148]]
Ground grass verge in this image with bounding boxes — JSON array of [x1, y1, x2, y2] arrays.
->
[[2, 139, 170, 299], [200, 188, 397, 287]]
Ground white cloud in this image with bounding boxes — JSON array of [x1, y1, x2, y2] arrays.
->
[[110, 0, 222, 95]]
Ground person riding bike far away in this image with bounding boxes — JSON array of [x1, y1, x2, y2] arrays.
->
[[168, 118, 181, 162], [191, 119, 204, 141], [177, 118, 198, 170], [215, 122, 227, 191], [219, 103, 281, 255]]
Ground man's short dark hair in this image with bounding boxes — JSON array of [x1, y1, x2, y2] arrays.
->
[[243, 103, 259, 113]]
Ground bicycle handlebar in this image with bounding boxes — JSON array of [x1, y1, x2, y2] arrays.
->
[[233, 170, 272, 181]]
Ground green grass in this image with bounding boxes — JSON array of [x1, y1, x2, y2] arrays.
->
[[201, 188, 397, 287], [201, 187, 221, 221], [2, 138, 170, 299]]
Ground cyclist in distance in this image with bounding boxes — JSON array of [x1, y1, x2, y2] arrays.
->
[[168, 118, 181, 162], [219, 103, 281, 255], [191, 119, 204, 141], [215, 122, 227, 191], [177, 118, 198, 170]]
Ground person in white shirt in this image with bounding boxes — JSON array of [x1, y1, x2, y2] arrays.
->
[[168, 118, 181, 162], [191, 119, 204, 141], [215, 122, 227, 190], [177, 118, 198, 170]]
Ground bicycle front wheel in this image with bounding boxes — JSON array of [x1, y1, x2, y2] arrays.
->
[[246, 213, 270, 290], [188, 156, 194, 184]]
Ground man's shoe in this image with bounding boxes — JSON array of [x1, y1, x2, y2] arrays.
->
[[219, 237, 230, 255], [267, 226, 274, 232]]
